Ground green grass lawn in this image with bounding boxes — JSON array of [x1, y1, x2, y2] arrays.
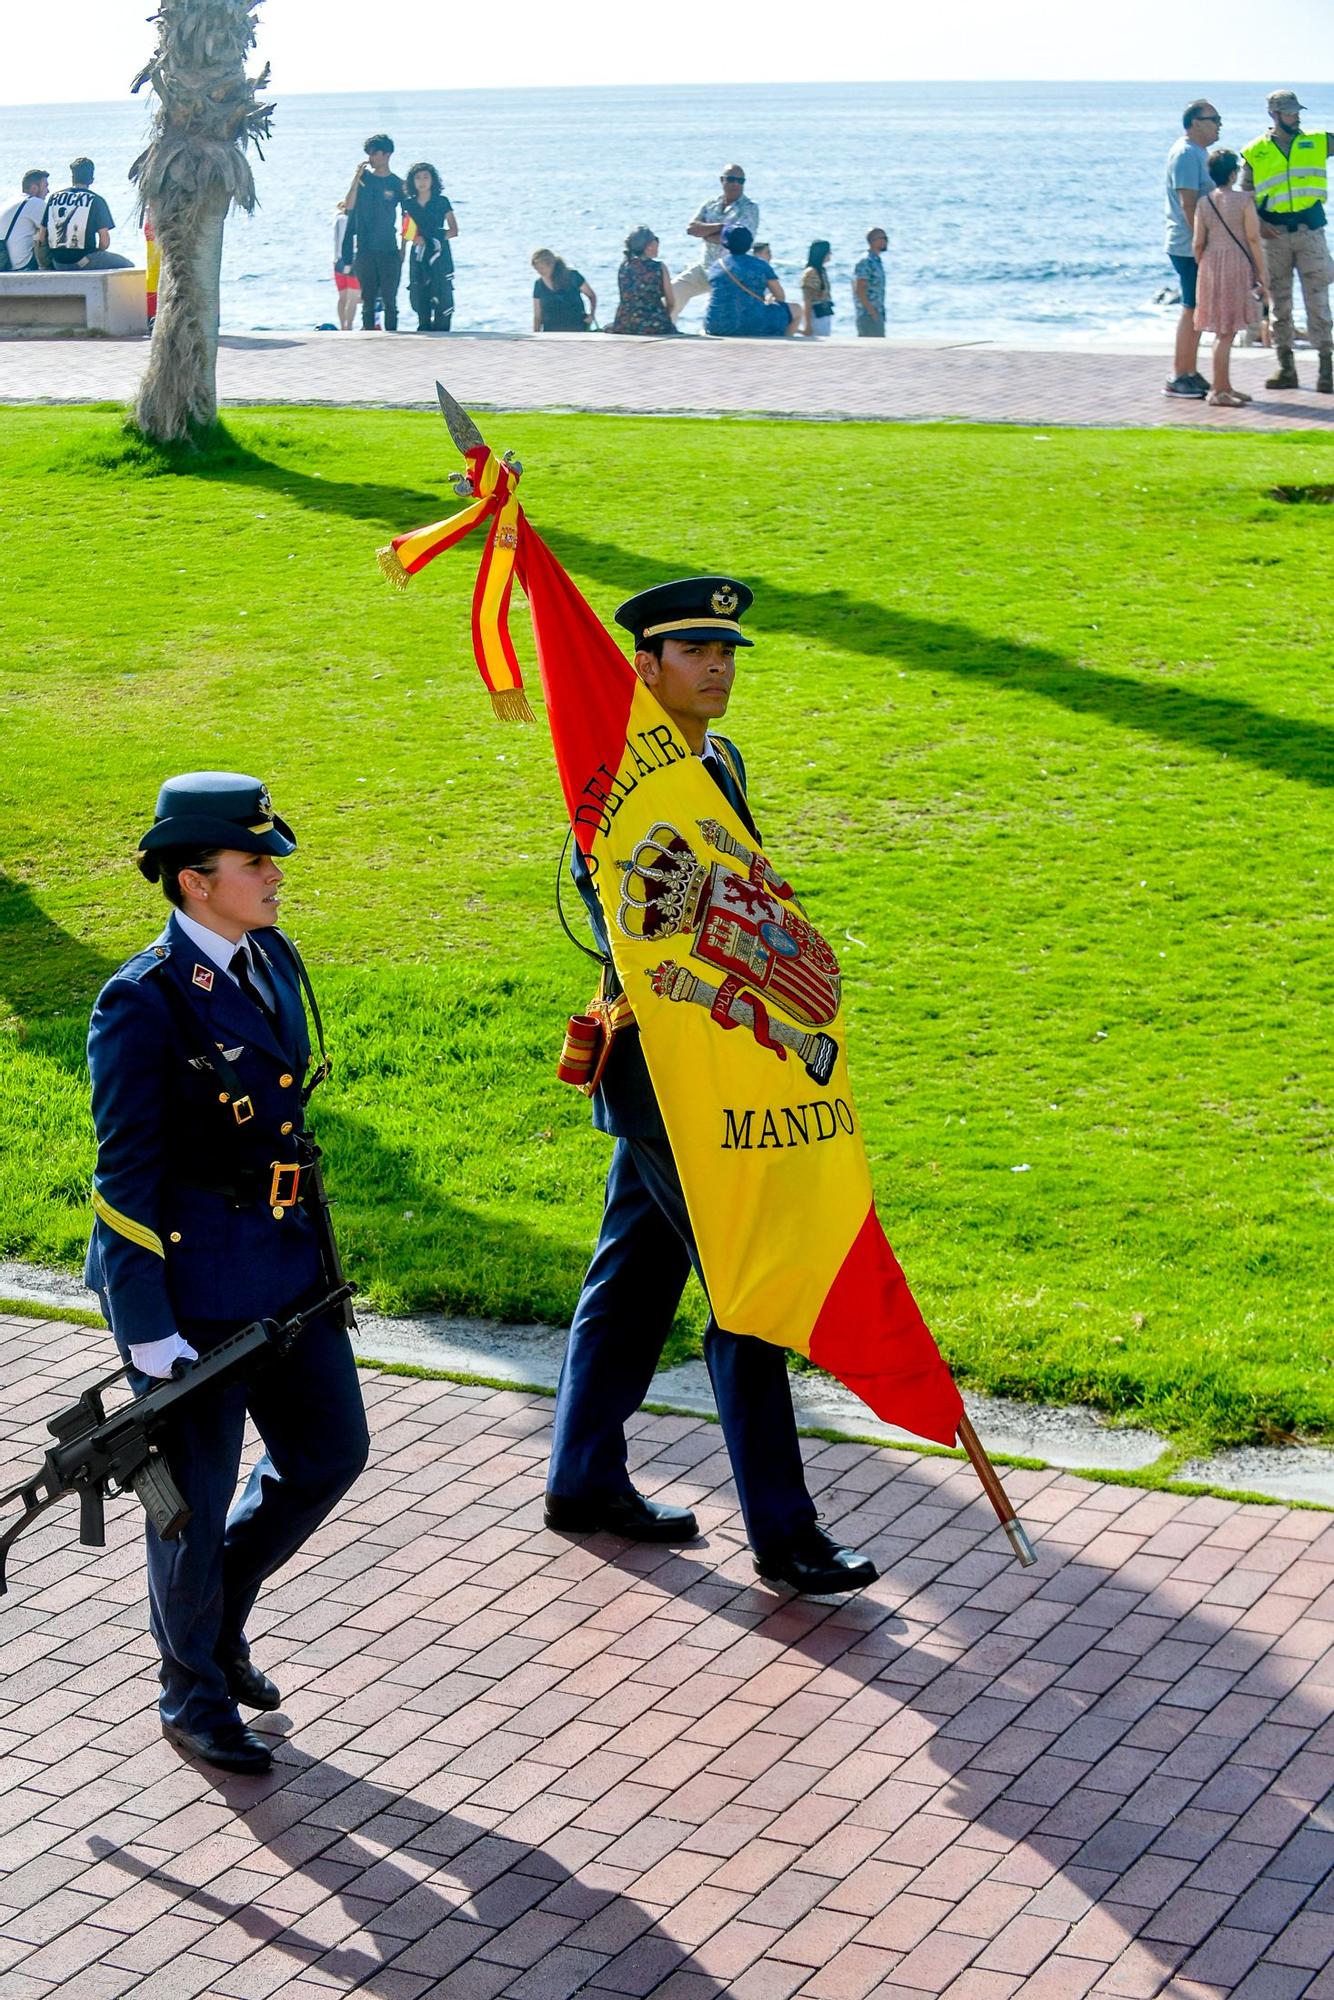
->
[[1, 404, 1329, 1453]]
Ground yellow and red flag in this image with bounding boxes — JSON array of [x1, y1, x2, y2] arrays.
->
[[380, 419, 964, 1449]]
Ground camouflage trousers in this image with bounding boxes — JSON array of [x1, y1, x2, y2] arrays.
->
[[1261, 224, 1333, 351]]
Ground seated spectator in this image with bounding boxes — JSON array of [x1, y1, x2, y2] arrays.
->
[[702, 226, 797, 338], [611, 226, 676, 335], [0, 169, 49, 273], [532, 248, 595, 331], [801, 239, 835, 335], [38, 159, 132, 270], [403, 162, 458, 332], [752, 240, 773, 262]]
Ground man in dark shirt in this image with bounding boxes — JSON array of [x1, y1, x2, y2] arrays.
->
[[38, 158, 132, 270], [341, 134, 406, 331]]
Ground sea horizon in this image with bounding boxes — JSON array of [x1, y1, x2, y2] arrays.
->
[[3, 79, 1328, 345]]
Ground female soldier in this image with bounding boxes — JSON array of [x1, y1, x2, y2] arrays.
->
[[86, 772, 369, 1774]]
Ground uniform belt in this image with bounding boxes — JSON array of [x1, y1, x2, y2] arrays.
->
[[175, 1159, 306, 1209]]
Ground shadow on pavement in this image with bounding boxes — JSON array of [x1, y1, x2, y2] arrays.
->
[[7, 1370, 1331, 1998], [89, 1750, 724, 1996]]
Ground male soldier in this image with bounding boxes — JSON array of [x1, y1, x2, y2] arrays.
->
[[546, 580, 878, 1596], [1242, 90, 1333, 392], [86, 775, 368, 1773]]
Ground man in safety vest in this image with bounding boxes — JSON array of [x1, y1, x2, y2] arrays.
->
[[1242, 89, 1332, 392]]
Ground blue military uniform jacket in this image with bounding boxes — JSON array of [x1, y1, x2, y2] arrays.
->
[[573, 733, 760, 1141], [85, 915, 324, 1358]]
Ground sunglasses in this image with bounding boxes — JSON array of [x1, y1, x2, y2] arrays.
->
[[722, 175, 745, 184]]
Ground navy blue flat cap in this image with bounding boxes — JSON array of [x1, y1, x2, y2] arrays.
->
[[615, 577, 755, 647], [138, 772, 297, 861]]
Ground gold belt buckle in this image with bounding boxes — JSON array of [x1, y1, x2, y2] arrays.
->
[[268, 1161, 301, 1209], [231, 1095, 255, 1126]]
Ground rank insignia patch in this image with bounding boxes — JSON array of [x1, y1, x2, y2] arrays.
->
[[191, 964, 215, 992]]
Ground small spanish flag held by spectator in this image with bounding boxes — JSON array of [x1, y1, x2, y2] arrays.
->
[[378, 388, 1040, 1563], [144, 212, 160, 328]]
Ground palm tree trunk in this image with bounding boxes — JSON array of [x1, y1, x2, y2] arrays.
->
[[133, 190, 228, 440], [129, 0, 272, 445]]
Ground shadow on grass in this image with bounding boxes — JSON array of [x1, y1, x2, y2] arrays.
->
[[71, 419, 447, 537], [0, 877, 581, 1321], [0, 874, 118, 1032], [50, 412, 1334, 791], [541, 526, 1334, 795]]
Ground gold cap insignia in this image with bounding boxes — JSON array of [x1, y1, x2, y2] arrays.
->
[[711, 585, 739, 616], [257, 784, 273, 816]]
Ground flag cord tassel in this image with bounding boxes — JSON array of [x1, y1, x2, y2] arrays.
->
[[956, 1415, 1037, 1567]]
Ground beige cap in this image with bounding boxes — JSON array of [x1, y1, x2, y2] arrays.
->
[[1268, 88, 1306, 111]]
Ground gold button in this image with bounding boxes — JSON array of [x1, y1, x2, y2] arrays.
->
[[218, 1092, 230, 1104], [153, 947, 166, 959], [280, 1121, 293, 1135], [169, 1231, 182, 1244], [279, 1073, 293, 1089], [272, 1205, 286, 1221]]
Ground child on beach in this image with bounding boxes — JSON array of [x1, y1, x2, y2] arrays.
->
[[1193, 149, 1268, 406]]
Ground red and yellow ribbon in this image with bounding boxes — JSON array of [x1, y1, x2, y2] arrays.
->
[[377, 445, 532, 720]]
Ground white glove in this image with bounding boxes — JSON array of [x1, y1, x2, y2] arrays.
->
[[129, 1335, 200, 1379]]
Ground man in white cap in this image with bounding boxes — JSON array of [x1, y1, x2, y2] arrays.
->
[[671, 165, 759, 322], [1242, 90, 1332, 392]]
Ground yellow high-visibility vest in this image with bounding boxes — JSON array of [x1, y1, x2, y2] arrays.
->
[[1243, 131, 1329, 214]]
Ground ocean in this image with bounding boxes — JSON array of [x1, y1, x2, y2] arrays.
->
[[1, 80, 1325, 343]]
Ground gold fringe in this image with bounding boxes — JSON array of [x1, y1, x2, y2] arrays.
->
[[490, 686, 535, 723], [377, 544, 410, 590]]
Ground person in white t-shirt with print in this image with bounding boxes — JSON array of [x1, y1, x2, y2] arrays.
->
[[0, 169, 49, 273]]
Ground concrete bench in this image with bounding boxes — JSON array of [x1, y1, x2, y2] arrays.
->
[[0, 268, 147, 336]]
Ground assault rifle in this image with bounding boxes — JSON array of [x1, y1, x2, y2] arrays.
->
[[0, 1285, 354, 1595]]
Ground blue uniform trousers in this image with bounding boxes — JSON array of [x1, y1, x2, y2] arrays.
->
[[548, 1138, 818, 1553], [130, 1303, 368, 1734]]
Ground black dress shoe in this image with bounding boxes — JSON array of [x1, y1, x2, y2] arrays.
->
[[163, 1720, 274, 1774], [754, 1523, 878, 1595], [222, 1657, 281, 1711], [544, 1488, 699, 1542]]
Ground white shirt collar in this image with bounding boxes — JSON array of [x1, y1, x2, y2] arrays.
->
[[174, 908, 251, 979]]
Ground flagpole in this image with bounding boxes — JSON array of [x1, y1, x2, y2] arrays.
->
[[956, 1415, 1037, 1566]]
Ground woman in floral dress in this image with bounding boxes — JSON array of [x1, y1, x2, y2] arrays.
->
[[611, 226, 676, 336], [1193, 149, 1268, 407]]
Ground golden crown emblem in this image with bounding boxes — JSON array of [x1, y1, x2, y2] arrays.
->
[[616, 824, 710, 941], [711, 584, 739, 616]]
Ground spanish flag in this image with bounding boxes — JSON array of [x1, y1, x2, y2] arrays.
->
[[381, 422, 964, 1449]]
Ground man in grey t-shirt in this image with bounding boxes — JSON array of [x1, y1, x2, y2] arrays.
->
[[672, 165, 760, 322], [1163, 99, 1221, 397]]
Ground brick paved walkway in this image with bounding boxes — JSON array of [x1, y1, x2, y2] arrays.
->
[[1, 1311, 1331, 2000], [1, 332, 1332, 430]]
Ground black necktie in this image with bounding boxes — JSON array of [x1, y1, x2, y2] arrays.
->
[[704, 751, 762, 845], [229, 946, 274, 1024]]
